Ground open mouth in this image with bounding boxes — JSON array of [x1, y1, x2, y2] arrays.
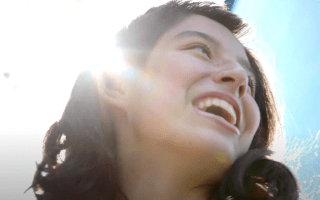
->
[[193, 106, 240, 135], [205, 105, 235, 125], [196, 98, 238, 125], [192, 94, 241, 135]]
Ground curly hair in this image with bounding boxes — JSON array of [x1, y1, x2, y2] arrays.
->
[[30, 1, 299, 199]]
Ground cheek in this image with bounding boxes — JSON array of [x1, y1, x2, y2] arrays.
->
[[146, 51, 208, 88], [126, 77, 184, 143], [239, 95, 261, 152]]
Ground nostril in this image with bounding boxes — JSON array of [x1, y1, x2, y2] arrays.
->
[[239, 85, 245, 97], [222, 77, 235, 82]]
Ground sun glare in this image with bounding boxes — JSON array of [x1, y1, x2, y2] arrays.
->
[[90, 45, 128, 78], [0, 0, 172, 132]]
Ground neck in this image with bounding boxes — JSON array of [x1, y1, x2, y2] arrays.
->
[[114, 112, 220, 200], [119, 147, 212, 200]]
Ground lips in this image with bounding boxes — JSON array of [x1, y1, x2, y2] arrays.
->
[[192, 91, 241, 134]]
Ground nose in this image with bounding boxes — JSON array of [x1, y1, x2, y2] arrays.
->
[[212, 60, 248, 98]]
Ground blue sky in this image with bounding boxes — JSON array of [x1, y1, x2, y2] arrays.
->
[[234, 0, 320, 198], [235, 0, 320, 138]]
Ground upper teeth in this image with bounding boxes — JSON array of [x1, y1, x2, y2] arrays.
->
[[197, 98, 237, 125]]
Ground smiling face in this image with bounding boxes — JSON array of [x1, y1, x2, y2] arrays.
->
[[123, 14, 260, 172]]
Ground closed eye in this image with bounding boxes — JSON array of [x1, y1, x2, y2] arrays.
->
[[183, 43, 211, 59]]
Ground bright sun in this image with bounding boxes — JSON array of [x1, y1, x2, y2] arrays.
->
[[0, 0, 227, 133]]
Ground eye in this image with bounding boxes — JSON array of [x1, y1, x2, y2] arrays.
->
[[248, 75, 256, 96], [184, 43, 211, 58]]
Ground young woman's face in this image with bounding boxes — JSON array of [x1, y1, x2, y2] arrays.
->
[[125, 15, 260, 166]]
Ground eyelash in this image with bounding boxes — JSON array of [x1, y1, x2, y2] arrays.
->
[[184, 43, 211, 59]]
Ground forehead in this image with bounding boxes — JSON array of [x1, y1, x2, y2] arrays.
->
[[153, 14, 248, 62]]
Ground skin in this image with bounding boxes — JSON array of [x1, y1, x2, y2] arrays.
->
[[98, 14, 261, 200]]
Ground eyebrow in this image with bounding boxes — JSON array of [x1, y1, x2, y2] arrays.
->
[[174, 30, 253, 73], [173, 30, 221, 47]]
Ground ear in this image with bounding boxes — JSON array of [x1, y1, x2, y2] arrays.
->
[[96, 71, 128, 112]]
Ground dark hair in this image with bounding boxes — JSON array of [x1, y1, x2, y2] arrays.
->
[[30, 1, 299, 199]]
